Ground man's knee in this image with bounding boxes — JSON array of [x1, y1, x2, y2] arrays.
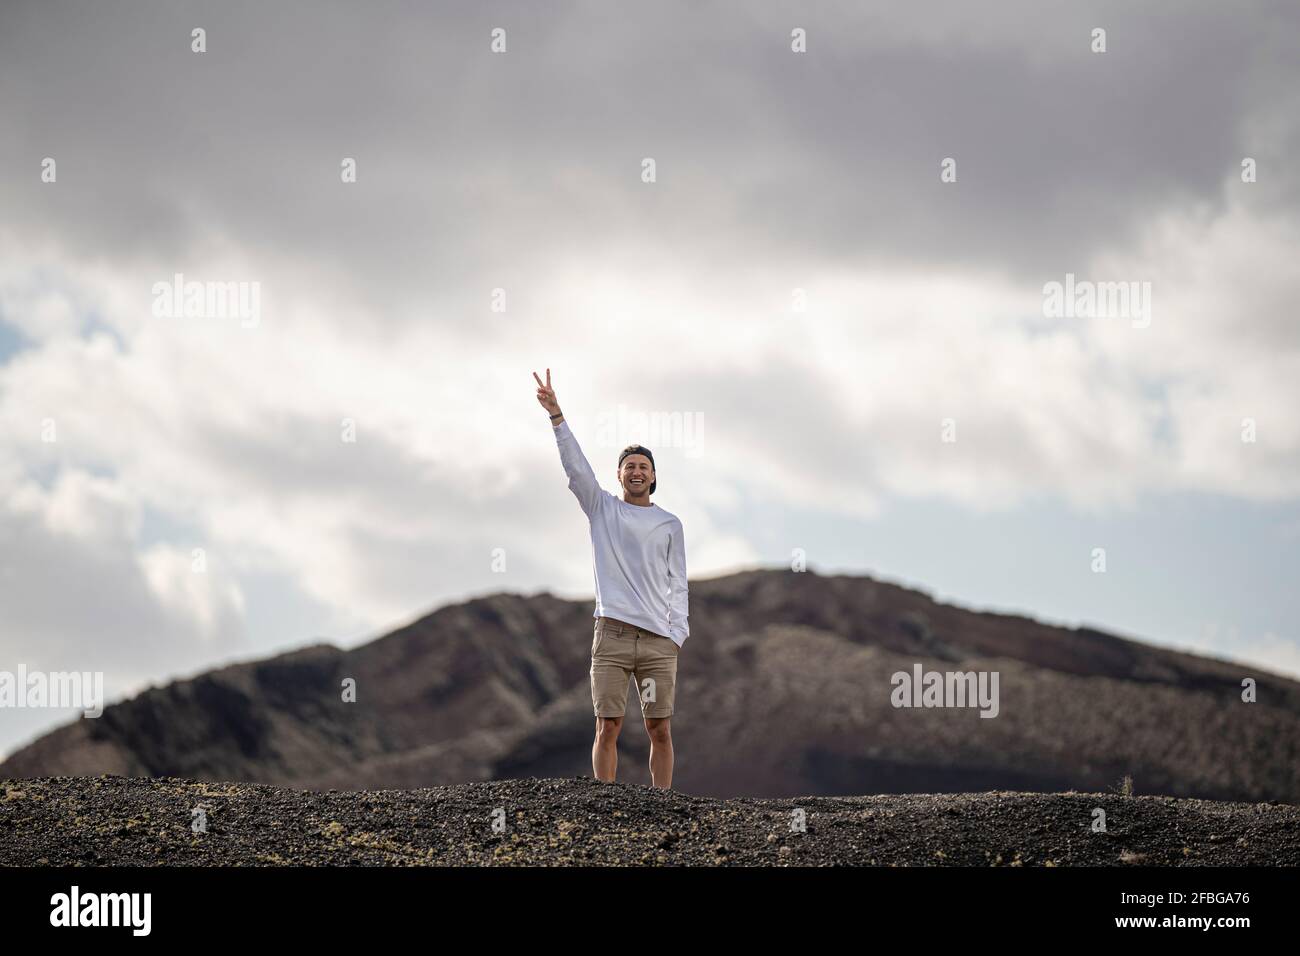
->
[[595, 716, 623, 742], [643, 717, 671, 743]]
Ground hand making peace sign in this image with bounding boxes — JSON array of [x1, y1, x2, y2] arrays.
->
[[533, 368, 561, 416]]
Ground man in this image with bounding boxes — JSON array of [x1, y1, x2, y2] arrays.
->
[[533, 368, 689, 788]]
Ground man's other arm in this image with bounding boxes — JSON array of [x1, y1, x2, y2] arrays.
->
[[667, 519, 689, 644]]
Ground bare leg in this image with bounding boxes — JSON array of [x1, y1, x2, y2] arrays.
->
[[593, 716, 622, 781], [644, 716, 673, 789]]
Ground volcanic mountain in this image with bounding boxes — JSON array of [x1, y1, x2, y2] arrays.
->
[[3, 568, 1297, 802]]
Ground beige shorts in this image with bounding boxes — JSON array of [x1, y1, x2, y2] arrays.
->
[[590, 615, 679, 719]]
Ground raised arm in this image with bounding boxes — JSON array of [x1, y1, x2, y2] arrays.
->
[[534, 368, 605, 518], [667, 518, 689, 643]]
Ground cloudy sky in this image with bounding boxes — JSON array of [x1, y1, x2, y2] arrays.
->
[[2, 0, 1298, 758]]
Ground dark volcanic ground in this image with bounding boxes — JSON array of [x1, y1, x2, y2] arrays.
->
[[2, 775, 1296, 866]]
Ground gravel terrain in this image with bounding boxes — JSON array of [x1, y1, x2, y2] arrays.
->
[[2, 775, 1296, 866]]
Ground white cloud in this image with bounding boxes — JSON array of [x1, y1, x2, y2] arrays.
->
[[0, 468, 248, 680], [1, 183, 1298, 646]]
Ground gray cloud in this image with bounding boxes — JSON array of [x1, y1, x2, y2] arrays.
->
[[3, 0, 1297, 321]]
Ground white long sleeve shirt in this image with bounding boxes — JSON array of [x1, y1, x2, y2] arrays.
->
[[553, 419, 689, 646]]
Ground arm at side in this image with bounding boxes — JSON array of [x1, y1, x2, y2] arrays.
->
[[667, 519, 689, 644]]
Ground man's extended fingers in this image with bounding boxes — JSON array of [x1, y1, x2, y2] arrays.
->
[[532, 371, 544, 388]]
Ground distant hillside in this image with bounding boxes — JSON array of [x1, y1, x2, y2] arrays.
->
[[2, 775, 1296, 866], [3, 568, 1298, 802]]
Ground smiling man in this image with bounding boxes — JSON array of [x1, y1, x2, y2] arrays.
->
[[533, 368, 689, 788]]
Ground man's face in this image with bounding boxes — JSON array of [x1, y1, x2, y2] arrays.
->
[[619, 455, 654, 496]]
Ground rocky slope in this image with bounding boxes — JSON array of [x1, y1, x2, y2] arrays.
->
[[4, 568, 1298, 803]]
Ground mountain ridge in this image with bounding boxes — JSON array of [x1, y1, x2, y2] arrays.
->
[[4, 567, 1297, 803]]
